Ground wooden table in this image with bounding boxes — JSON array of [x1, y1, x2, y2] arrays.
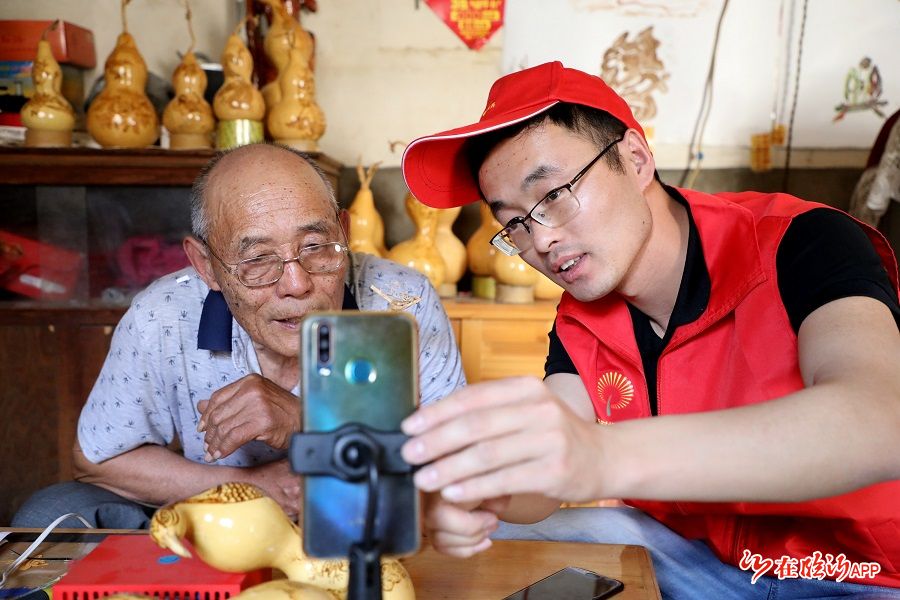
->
[[1, 530, 660, 599], [404, 540, 660, 599]]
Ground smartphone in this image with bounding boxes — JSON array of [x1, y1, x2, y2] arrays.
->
[[299, 311, 420, 559], [502, 566, 624, 600]]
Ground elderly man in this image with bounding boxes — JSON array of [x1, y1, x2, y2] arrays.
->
[[14, 143, 465, 528], [398, 62, 900, 598]]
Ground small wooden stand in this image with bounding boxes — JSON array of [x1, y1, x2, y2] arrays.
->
[[438, 283, 457, 298], [471, 275, 496, 300], [496, 283, 534, 304]]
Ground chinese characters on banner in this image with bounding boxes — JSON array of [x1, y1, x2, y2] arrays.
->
[[425, 0, 504, 50]]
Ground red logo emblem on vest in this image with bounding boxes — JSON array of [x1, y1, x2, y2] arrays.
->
[[596, 371, 634, 418]]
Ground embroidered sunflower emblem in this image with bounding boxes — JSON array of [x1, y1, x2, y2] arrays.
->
[[596, 371, 634, 417]]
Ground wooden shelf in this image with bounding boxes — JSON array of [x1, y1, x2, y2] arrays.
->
[[0, 146, 342, 187]]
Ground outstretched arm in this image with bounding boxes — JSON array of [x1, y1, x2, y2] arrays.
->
[[403, 296, 900, 507]]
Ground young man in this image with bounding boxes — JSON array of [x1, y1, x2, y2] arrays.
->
[[14, 144, 465, 528], [399, 62, 900, 597]]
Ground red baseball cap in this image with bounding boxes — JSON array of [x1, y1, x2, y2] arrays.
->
[[402, 61, 644, 209]]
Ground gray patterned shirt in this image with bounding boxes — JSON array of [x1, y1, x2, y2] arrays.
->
[[77, 253, 466, 466]]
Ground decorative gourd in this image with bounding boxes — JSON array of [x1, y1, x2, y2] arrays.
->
[[493, 251, 538, 304], [466, 202, 502, 299], [150, 483, 415, 599], [534, 270, 564, 300], [214, 18, 265, 149], [86, 0, 159, 148], [266, 29, 325, 151], [387, 194, 445, 289], [21, 21, 75, 147], [163, 1, 214, 149], [348, 159, 386, 257], [259, 0, 314, 112], [434, 206, 466, 298]]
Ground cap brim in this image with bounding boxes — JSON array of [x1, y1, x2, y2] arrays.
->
[[402, 100, 559, 209]]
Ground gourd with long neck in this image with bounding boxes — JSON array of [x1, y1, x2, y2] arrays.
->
[[214, 28, 265, 122], [266, 29, 325, 151], [348, 160, 386, 257], [21, 23, 75, 147], [466, 202, 502, 298], [164, 51, 214, 148], [387, 194, 446, 288], [87, 1, 159, 147], [260, 0, 313, 111], [434, 206, 466, 297]]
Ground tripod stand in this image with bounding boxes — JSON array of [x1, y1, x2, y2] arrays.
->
[[290, 423, 413, 600]]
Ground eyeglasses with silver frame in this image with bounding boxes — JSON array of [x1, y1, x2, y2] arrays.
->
[[490, 135, 625, 256], [202, 240, 349, 287]]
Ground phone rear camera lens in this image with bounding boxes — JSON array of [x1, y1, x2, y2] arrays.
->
[[317, 324, 331, 364]]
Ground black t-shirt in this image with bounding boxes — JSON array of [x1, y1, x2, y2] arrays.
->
[[544, 191, 900, 415]]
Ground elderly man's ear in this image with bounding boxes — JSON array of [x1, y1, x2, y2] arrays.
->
[[183, 235, 223, 292]]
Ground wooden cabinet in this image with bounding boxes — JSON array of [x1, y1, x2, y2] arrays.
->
[[0, 304, 125, 525], [443, 299, 558, 383]]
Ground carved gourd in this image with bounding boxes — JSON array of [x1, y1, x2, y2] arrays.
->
[[164, 52, 214, 148], [387, 194, 445, 289], [214, 21, 265, 149], [150, 483, 415, 599], [266, 29, 325, 151], [21, 23, 75, 147], [434, 206, 466, 298], [86, 2, 159, 148], [348, 160, 386, 257], [260, 0, 314, 112], [493, 251, 538, 304], [466, 202, 501, 299]]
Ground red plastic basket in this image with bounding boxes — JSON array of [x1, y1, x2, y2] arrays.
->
[[54, 534, 269, 600]]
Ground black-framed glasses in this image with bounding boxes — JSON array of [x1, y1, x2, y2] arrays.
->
[[490, 135, 624, 256], [202, 240, 349, 287]]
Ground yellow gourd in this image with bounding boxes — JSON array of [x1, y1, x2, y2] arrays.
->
[[260, 0, 314, 112], [86, 0, 159, 148], [348, 160, 386, 257], [434, 206, 466, 297], [21, 21, 75, 147], [163, 1, 214, 149], [213, 18, 265, 149], [387, 194, 446, 289], [267, 29, 325, 151], [466, 202, 502, 299]]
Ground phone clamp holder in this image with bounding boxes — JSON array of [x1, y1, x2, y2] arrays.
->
[[290, 423, 413, 600]]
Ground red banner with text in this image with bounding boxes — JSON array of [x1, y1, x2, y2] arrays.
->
[[425, 0, 504, 50]]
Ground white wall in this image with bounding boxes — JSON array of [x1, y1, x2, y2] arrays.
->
[[504, 0, 899, 167], [3, 0, 895, 169]]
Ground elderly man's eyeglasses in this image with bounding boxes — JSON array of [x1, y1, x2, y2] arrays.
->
[[203, 241, 349, 287], [490, 135, 624, 256]]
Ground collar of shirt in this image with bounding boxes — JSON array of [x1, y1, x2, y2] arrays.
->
[[628, 185, 711, 346], [197, 284, 360, 352]]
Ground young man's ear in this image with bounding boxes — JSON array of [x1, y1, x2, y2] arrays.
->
[[622, 129, 656, 192], [183, 236, 222, 291]]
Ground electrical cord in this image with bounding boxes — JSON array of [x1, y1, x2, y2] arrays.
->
[[0, 512, 93, 589], [782, 0, 810, 193], [679, 0, 731, 187]]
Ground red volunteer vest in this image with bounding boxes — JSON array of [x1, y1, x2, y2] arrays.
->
[[556, 188, 900, 587]]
